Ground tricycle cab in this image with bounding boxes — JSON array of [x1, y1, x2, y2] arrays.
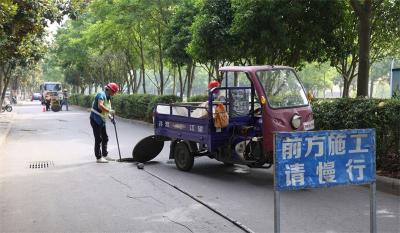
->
[[150, 65, 314, 170]]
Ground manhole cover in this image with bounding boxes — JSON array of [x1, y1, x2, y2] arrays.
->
[[28, 161, 54, 169]]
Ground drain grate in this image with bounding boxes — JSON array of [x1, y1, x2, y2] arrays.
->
[[28, 161, 54, 169]]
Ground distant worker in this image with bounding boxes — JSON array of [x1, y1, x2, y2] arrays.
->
[[208, 80, 226, 102], [61, 89, 69, 111], [208, 80, 220, 90], [44, 94, 51, 111], [90, 82, 119, 163], [191, 80, 225, 118]]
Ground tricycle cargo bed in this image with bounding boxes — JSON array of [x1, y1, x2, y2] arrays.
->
[[155, 105, 210, 144]]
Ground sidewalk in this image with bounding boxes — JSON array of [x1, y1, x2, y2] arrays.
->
[[0, 111, 14, 148]]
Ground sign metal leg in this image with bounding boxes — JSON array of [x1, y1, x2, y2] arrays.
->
[[370, 181, 377, 233], [274, 189, 280, 233]]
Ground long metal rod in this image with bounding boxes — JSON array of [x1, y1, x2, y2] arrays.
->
[[370, 181, 377, 233], [112, 119, 122, 161]]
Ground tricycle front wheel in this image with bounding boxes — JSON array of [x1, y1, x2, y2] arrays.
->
[[174, 141, 194, 171]]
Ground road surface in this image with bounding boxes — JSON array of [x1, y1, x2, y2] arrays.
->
[[0, 101, 399, 233]]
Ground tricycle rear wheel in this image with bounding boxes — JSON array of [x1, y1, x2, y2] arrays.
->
[[5, 105, 12, 112], [174, 141, 194, 171], [51, 102, 61, 112]]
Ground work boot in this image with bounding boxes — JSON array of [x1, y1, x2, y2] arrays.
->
[[103, 156, 114, 161], [96, 157, 109, 163]]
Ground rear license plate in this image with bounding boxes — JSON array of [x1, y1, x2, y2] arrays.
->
[[303, 120, 315, 131]]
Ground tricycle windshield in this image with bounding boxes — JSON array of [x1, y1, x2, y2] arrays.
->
[[256, 69, 308, 108]]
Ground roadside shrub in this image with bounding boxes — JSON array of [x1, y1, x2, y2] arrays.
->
[[69, 94, 95, 108], [187, 94, 208, 102], [312, 98, 400, 177], [147, 95, 182, 121], [71, 93, 181, 122]]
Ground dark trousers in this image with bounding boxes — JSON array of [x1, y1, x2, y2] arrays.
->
[[61, 99, 69, 111], [90, 118, 108, 159]]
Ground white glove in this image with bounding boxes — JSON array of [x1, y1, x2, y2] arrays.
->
[[109, 109, 115, 115]]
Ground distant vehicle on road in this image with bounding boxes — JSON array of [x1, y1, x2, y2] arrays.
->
[[31, 93, 42, 101], [40, 82, 63, 112], [1, 104, 12, 112]]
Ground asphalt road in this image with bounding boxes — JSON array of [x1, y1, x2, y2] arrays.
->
[[0, 101, 399, 233]]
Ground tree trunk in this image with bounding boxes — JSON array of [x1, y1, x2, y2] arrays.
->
[[125, 64, 133, 94], [342, 79, 351, 98], [186, 62, 196, 99], [139, 34, 146, 94], [157, 23, 164, 95], [172, 67, 176, 95], [369, 79, 374, 98], [0, 65, 3, 102], [190, 63, 196, 96], [134, 70, 140, 93], [132, 69, 137, 93], [234, 62, 238, 86], [208, 64, 214, 83], [351, 0, 371, 97], [0, 75, 11, 107], [186, 63, 192, 99], [0, 64, 12, 107], [178, 65, 184, 98], [214, 60, 220, 81]]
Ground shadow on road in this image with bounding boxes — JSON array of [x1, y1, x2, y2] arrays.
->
[[144, 160, 274, 188]]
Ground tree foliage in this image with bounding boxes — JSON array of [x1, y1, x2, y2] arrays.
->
[[9, 0, 399, 100], [230, 0, 344, 67], [327, 0, 400, 97], [0, 0, 87, 105]]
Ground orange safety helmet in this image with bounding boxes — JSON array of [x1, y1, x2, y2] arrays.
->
[[208, 80, 220, 90], [106, 82, 119, 93]]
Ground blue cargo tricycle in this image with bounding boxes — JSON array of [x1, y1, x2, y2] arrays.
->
[[133, 65, 314, 171]]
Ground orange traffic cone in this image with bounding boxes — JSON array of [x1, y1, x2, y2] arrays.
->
[[42, 106, 46, 112]]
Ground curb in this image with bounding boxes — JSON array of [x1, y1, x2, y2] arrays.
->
[[0, 123, 12, 147], [376, 175, 400, 196], [114, 115, 153, 127], [0, 113, 15, 148]]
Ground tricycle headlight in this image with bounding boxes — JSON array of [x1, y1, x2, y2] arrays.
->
[[291, 114, 301, 129]]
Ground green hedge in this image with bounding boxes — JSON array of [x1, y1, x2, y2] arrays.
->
[[187, 94, 208, 102], [71, 94, 399, 176], [312, 98, 400, 176], [69, 94, 95, 108], [70, 93, 181, 122]]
